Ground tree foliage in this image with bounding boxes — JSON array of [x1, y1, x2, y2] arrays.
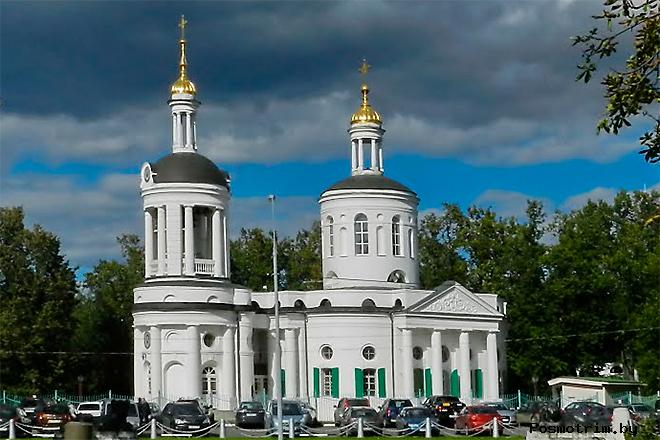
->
[[574, 0, 660, 163], [0, 207, 77, 394]]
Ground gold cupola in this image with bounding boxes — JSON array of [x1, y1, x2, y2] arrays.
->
[[350, 59, 382, 125], [170, 15, 197, 96]]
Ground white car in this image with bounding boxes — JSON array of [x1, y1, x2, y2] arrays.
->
[[76, 401, 105, 420]]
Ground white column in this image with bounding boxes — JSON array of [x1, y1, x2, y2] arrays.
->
[[172, 114, 177, 148], [184, 206, 194, 275], [222, 326, 237, 409], [401, 329, 414, 398], [358, 139, 364, 170], [351, 140, 357, 172], [178, 113, 185, 148], [378, 144, 383, 171], [298, 325, 307, 398], [459, 331, 471, 404], [222, 210, 229, 277], [239, 313, 255, 402], [269, 330, 281, 398], [187, 112, 193, 148], [150, 326, 162, 402], [486, 332, 499, 400], [157, 206, 166, 274], [144, 209, 153, 277], [370, 139, 377, 170], [431, 330, 443, 396], [212, 209, 222, 277], [133, 327, 142, 398], [166, 204, 182, 275], [187, 325, 201, 398], [193, 120, 197, 149], [284, 329, 299, 398]]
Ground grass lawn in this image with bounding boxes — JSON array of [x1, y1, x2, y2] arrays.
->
[[18, 437, 527, 440]]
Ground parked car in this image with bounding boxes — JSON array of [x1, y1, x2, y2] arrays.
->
[[266, 400, 311, 433], [125, 402, 142, 429], [0, 404, 30, 436], [377, 398, 413, 427], [422, 395, 465, 427], [34, 403, 72, 432], [148, 402, 161, 419], [298, 402, 319, 427], [159, 401, 212, 432], [559, 401, 611, 428], [517, 401, 560, 425], [333, 398, 370, 426], [395, 406, 437, 434], [339, 407, 380, 435], [76, 401, 106, 422], [455, 406, 502, 434], [482, 402, 517, 425], [18, 397, 47, 424], [235, 401, 267, 428]]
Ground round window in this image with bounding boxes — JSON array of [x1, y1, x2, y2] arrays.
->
[[441, 345, 449, 363], [362, 345, 376, 360], [412, 346, 423, 360], [321, 345, 333, 360], [203, 333, 215, 348], [144, 331, 151, 349]]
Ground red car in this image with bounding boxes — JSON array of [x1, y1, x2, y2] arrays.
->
[[455, 405, 502, 434], [34, 403, 72, 432]]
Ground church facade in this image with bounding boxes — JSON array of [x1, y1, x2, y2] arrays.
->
[[133, 20, 507, 418]]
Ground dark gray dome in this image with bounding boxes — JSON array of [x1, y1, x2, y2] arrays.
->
[[323, 174, 415, 195], [151, 153, 229, 188]]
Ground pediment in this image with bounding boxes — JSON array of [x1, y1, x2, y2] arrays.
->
[[407, 282, 502, 316]]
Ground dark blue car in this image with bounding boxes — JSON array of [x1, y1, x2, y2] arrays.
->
[[395, 407, 438, 434], [378, 399, 413, 427]]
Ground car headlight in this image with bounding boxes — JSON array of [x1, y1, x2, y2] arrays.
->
[[174, 418, 186, 424]]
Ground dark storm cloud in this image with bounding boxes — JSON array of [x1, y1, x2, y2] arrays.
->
[[2, 0, 607, 122]]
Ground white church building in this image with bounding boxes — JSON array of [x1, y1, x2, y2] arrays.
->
[[133, 19, 507, 418]]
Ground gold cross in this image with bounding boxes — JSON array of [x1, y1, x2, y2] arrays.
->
[[359, 58, 371, 77], [178, 15, 188, 40]]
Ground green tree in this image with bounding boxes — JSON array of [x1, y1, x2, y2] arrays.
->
[[231, 228, 279, 292], [574, 0, 660, 163], [75, 234, 144, 393], [281, 221, 322, 291], [0, 207, 77, 393]]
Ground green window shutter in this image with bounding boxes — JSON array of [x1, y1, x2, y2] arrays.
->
[[424, 368, 432, 397], [313, 368, 320, 398], [450, 369, 460, 397], [331, 367, 339, 398], [377, 368, 386, 398], [475, 369, 483, 399], [354, 368, 364, 398], [280, 369, 286, 398], [413, 368, 424, 398]]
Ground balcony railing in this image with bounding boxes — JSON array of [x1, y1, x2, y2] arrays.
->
[[194, 258, 215, 275]]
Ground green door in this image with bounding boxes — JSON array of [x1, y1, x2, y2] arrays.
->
[[450, 369, 460, 397]]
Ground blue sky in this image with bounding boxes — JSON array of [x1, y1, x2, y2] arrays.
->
[[1, 0, 658, 273]]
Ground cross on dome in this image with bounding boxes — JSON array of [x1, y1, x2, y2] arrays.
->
[[351, 58, 382, 125], [171, 14, 197, 96]]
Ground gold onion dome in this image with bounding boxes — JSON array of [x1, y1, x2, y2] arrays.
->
[[170, 15, 197, 96], [350, 59, 381, 125]]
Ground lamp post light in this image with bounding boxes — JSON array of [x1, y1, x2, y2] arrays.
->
[[268, 195, 283, 440]]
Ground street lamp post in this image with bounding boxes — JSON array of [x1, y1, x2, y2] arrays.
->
[[269, 195, 283, 440]]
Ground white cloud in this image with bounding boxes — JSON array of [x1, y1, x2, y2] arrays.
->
[[473, 189, 554, 220], [561, 186, 619, 211]]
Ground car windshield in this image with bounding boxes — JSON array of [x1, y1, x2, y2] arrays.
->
[[391, 400, 413, 408], [348, 399, 370, 407], [0, 406, 15, 418], [272, 403, 303, 416], [472, 407, 497, 414], [21, 399, 39, 408], [240, 402, 263, 411], [486, 403, 508, 410], [44, 404, 69, 414], [351, 408, 377, 417], [172, 404, 202, 416], [78, 403, 100, 411], [631, 405, 651, 412], [403, 408, 431, 418]]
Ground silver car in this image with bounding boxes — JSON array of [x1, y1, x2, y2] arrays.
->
[[266, 400, 311, 432], [483, 402, 517, 425]]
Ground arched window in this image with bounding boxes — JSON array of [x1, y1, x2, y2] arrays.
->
[[354, 214, 369, 255], [392, 216, 402, 256], [361, 299, 376, 310], [387, 270, 407, 283], [320, 299, 332, 308], [201, 366, 216, 405], [294, 299, 306, 310], [326, 216, 334, 257], [408, 228, 414, 258]]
